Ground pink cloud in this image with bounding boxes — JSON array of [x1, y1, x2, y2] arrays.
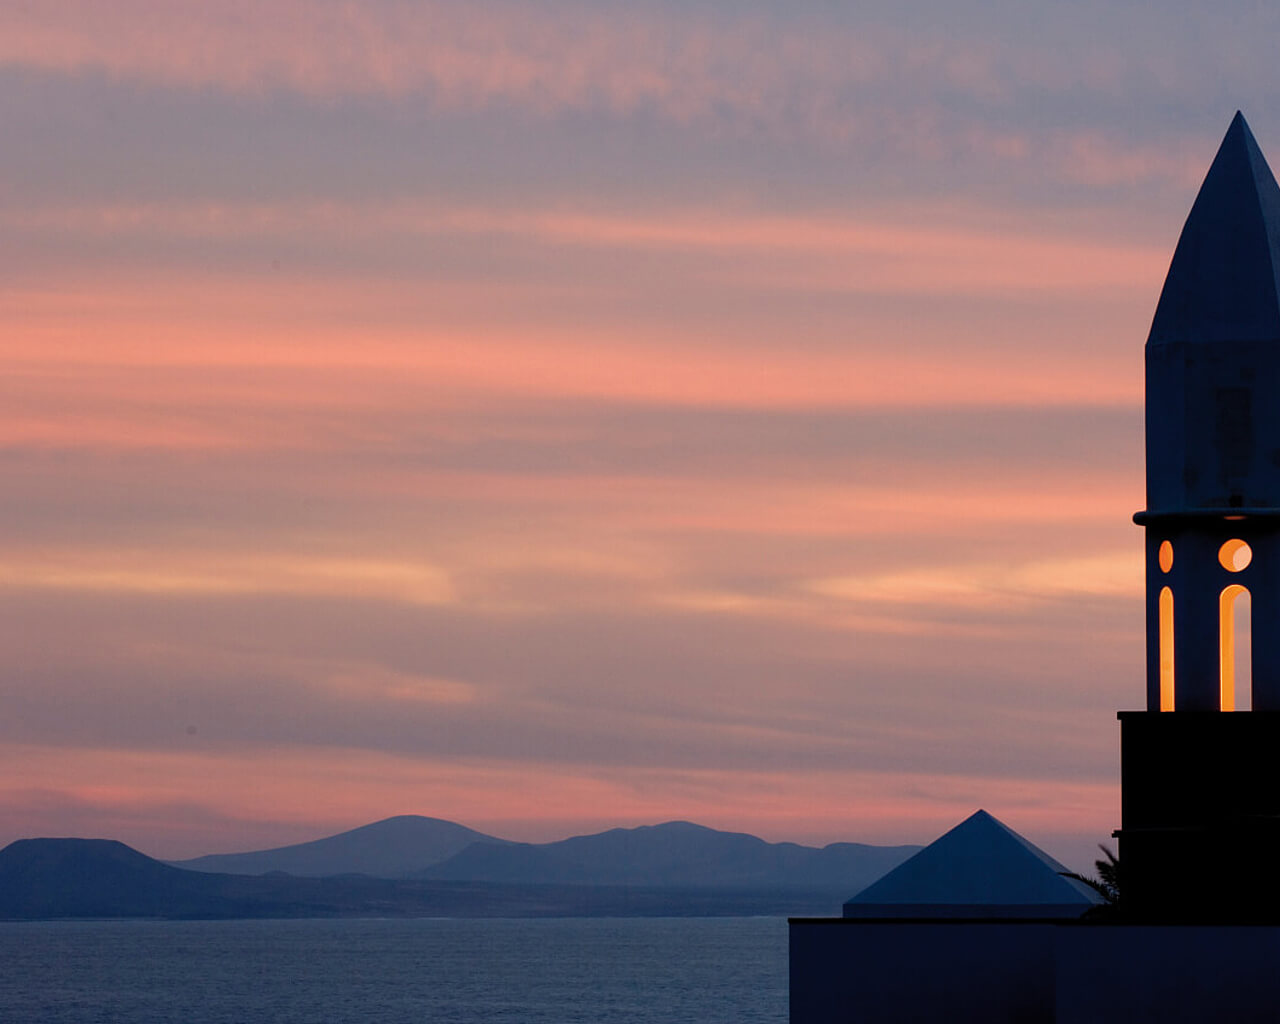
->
[[7, 198, 1168, 293], [1, 194, 1155, 450], [0, 2, 1177, 862]]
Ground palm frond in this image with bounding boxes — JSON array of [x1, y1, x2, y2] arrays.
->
[[1059, 844, 1121, 905]]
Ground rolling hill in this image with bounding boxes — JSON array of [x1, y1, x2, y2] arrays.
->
[[0, 837, 879, 920], [417, 820, 919, 892], [170, 816, 919, 893], [173, 815, 507, 878]]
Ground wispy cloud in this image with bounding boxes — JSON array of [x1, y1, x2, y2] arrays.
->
[[6, 198, 1169, 296], [0, 0, 1234, 192], [1, 0, 1210, 860], [0, 1, 909, 115], [807, 549, 1142, 610], [0, 549, 457, 605]]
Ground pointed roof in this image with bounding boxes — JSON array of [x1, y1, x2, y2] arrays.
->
[[1149, 111, 1280, 346], [842, 809, 1102, 919]]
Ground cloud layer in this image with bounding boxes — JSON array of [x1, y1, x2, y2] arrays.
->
[[1, 0, 1263, 869]]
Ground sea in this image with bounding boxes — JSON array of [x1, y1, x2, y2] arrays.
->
[[0, 916, 789, 1023]]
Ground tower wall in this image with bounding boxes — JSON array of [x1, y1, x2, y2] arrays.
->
[[1117, 712, 1280, 917], [1146, 341, 1280, 511], [1125, 112, 1280, 920]]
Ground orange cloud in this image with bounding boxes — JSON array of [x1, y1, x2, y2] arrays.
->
[[3, 190, 1160, 452], [0, 301, 1142, 445], [806, 549, 1142, 610], [0, 549, 456, 605]]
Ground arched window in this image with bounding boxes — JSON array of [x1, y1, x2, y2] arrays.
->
[[1159, 585, 1175, 711], [1220, 584, 1252, 711]]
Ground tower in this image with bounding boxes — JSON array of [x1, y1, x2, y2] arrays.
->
[[791, 114, 1280, 1024], [1119, 112, 1280, 918]]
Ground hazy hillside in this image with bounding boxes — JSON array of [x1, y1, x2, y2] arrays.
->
[[173, 815, 507, 878], [418, 821, 920, 891], [0, 838, 859, 920], [0, 838, 258, 918], [171, 817, 918, 894]]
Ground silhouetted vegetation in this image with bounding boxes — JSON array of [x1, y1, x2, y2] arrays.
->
[[1059, 844, 1121, 918]]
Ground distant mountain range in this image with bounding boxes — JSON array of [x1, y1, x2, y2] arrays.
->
[[418, 821, 916, 892], [0, 816, 921, 920], [172, 816, 918, 893]]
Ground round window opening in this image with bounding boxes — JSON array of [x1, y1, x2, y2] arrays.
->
[[1158, 540, 1174, 573], [1220, 538, 1252, 573]]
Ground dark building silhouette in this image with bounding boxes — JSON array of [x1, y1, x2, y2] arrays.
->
[[791, 113, 1280, 1022], [842, 809, 1099, 919], [1122, 111, 1280, 920]]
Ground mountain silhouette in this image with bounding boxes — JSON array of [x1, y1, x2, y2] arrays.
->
[[417, 820, 919, 891], [171, 816, 919, 891], [0, 836, 887, 919], [173, 815, 507, 878], [0, 838, 258, 918]]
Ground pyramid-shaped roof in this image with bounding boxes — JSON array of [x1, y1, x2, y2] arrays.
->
[[1148, 111, 1280, 347], [843, 809, 1102, 919]]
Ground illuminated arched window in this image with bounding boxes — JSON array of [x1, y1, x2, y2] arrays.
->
[[1220, 584, 1252, 711], [1159, 586, 1175, 711]]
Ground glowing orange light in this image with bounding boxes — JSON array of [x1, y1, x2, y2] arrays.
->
[[1220, 584, 1250, 711], [1159, 585, 1175, 711], [1220, 539, 1252, 572], [1158, 540, 1173, 573]]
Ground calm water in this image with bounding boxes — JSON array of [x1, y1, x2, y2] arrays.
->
[[0, 916, 788, 1023]]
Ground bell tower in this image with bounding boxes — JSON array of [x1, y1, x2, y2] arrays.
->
[[1119, 112, 1280, 918]]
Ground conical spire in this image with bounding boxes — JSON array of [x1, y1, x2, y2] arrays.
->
[[1148, 111, 1280, 346]]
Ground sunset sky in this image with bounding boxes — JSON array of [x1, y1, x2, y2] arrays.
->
[[3, 1, 1276, 869]]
